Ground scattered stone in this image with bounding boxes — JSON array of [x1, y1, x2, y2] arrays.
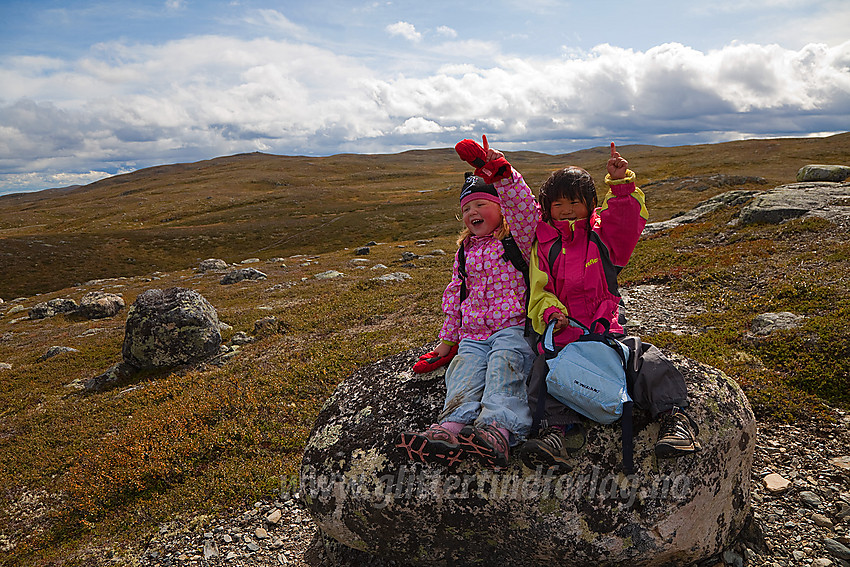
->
[[29, 298, 78, 320], [253, 316, 280, 336], [203, 539, 218, 559], [79, 292, 125, 319], [350, 258, 370, 265], [241, 258, 261, 264], [400, 251, 418, 261], [812, 558, 834, 567], [230, 331, 255, 346], [221, 268, 267, 285], [370, 264, 388, 270], [246, 542, 260, 552], [197, 258, 229, 272], [354, 247, 370, 255], [0, 363, 11, 370], [40, 346, 79, 361], [365, 241, 377, 246], [5, 305, 26, 316], [824, 537, 850, 561], [255, 527, 269, 540], [643, 190, 761, 235], [796, 164, 850, 182], [371, 272, 411, 283], [266, 509, 282, 525], [829, 456, 850, 472], [763, 473, 792, 493], [429, 249, 446, 256], [314, 270, 344, 280], [122, 287, 221, 370], [751, 312, 806, 335], [801, 490, 825, 510], [813, 513, 835, 529]]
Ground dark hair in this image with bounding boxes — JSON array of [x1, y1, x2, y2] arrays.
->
[[538, 166, 598, 223]]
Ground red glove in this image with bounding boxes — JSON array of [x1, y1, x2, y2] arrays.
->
[[455, 139, 487, 168], [476, 157, 510, 184], [412, 343, 458, 373], [454, 139, 510, 184]]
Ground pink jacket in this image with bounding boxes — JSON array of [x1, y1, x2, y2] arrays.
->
[[528, 170, 648, 348], [439, 168, 540, 343]]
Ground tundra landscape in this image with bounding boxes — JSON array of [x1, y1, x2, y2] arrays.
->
[[0, 133, 848, 566]]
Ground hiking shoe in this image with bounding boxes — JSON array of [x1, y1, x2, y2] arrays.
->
[[655, 408, 702, 458], [519, 425, 584, 472], [396, 424, 464, 467], [457, 424, 510, 468]]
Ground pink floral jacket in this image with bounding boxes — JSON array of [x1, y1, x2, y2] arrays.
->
[[439, 168, 540, 343]]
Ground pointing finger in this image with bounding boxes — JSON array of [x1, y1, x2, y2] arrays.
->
[[483, 134, 489, 152], [610, 142, 616, 157]]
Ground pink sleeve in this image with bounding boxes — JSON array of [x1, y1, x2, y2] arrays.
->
[[594, 173, 648, 267], [494, 168, 540, 260]]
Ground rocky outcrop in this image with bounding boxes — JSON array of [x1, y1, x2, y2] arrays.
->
[[750, 312, 805, 336], [643, 190, 760, 236], [300, 347, 756, 567], [29, 298, 78, 320], [79, 291, 125, 319], [197, 258, 229, 272], [121, 287, 221, 370], [220, 267, 267, 285], [738, 182, 850, 225], [796, 164, 850, 182]]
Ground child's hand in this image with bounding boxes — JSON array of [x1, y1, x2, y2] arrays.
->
[[607, 142, 628, 180], [549, 310, 568, 331], [482, 135, 505, 162], [412, 343, 458, 373]]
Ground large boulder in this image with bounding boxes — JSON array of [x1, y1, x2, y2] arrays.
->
[[300, 347, 756, 567], [122, 287, 221, 370], [796, 164, 850, 182]]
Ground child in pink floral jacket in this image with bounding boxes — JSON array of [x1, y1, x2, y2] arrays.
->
[[398, 136, 540, 468]]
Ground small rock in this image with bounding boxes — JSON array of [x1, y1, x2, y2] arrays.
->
[[315, 270, 344, 280], [401, 251, 418, 261], [221, 268, 267, 285], [801, 490, 825, 510], [830, 456, 850, 472], [246, 542, 260, 552], [203, 539, 219, 559], [225, 551, 238, 560], [255, 527, 269, 539], [241, 258, 260, 264], [370, 264, 388, 270], [40, 346, 79, 361], [0, 363, 12, 370], [354, 246, 370, 255], [79, 291, 125, 319], [265, 509, 282, 524], [796, 164, 850, 182], [371, 272, 411, 283], [812, 558, 834, 567], [823, 537, 850, 561], [814, 513, 835, 529], [198, 258, 229, 272], [221, 534, 233, 543], [763, 473, 792, 493], [230, 331, 255, 346], [751, 312, 805, 335]]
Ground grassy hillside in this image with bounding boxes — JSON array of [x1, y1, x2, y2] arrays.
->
[[2, 133, 849, 299], [0, 134, 847, 565]]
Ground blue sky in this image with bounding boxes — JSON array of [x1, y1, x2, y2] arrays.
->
[[1, 0, 849, 194]]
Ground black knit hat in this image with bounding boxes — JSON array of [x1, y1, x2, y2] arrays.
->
[[459, 172, 499, 207]]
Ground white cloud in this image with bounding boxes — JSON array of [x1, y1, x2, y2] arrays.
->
[[1, 35, 848, 193], [245, 9, 309, 38], [385, 21, 422, 42], [436, 26, 457, 38]]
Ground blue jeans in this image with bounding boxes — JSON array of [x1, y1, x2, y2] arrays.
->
[[439, 325, 535, 445]]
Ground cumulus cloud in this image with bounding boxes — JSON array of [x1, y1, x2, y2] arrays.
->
[[385, 21, 422, 42], [1, 36, 848, 193], [436, 26, 457, 38]]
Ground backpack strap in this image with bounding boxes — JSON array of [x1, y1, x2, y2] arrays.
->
[[456, 243, 468, 302], [500, 233, 529, 288]]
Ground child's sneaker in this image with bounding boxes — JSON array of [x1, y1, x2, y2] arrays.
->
[[655, 407, 702, 457], [457, 424, 510, 468], [397, 424, 464, 467], [519, 425, 583, 472]]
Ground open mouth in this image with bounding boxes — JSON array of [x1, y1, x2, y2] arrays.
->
[[471, 219, 484, 226]]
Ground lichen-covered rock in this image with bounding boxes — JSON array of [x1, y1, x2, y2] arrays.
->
[[122, 287, 221, 370], [220, 267, 267, 285], [300, 347, 756, 567], [79, 291, 125, 319], [197, 258, 229, 272], [738, 182, 850, 225], [796, 164, 850, 182], [29, 298, 78, 320]]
